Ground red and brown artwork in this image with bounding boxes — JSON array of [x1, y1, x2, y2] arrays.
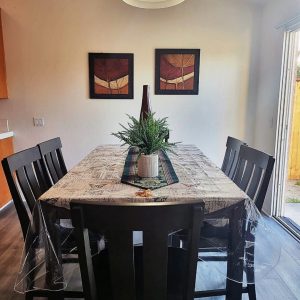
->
[[89, 53, 134, 99], [155, 49, 200, 95]]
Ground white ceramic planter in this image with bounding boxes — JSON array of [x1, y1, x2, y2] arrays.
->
[[137, 154, 159, 178]]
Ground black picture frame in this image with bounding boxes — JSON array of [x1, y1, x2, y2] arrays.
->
[[155, 49, 200, 95], [89, 53, 134, 99]]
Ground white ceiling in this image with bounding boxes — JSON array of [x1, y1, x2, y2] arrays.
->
[[245, 0, 271, 4]]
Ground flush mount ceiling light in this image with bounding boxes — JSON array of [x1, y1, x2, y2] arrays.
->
[[122, 0, 185, 9]]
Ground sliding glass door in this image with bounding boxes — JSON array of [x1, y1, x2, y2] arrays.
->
[[273, 27, 300, 237]]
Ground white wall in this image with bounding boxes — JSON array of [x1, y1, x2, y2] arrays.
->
[[253, 0, 300, 213], [0, 0, 260, 168]]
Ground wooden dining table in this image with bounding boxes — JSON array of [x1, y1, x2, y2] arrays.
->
[[38, 144, 249, 299]]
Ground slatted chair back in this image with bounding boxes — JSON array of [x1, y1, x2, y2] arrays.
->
[[221, 136, 247, 179], [1, 147, 51, 239], [37, 137, 67, 184], [71, 201, 204, 300], [233, 145, 275, 211]]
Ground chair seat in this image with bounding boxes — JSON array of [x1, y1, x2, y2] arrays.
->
[[92, 246, 190, 300], [198, 236, 228, 251], [201, 219, 229, 239], [59, 225, 104, 254], [174, 219, 229, 250]]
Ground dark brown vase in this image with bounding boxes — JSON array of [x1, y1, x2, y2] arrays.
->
[[139, 85, 169, 142], [140, 85, 152, 121]]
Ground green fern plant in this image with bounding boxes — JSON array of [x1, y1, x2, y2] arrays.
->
[[112, 112, 177, 155]]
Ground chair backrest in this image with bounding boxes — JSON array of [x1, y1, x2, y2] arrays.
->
[[232, 145, 275, 211], [37, 137, 67, 184], [221, 136, 247, 179], [70, 201, 204, 300], [1, 147, 51, 239]]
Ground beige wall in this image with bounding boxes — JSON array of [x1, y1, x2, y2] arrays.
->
[[0, 0, 259, 168]]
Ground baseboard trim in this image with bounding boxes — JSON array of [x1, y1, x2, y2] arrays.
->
[[274, 216, 300, 242], [0, 199, 13, 213]]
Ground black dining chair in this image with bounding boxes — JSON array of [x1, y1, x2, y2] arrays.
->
[[221, 136, 247, 179], [1, 147, 51, 239], [232, 145, 275, 212], [70, 201, 205, 300], [173, 136, 246, 252], [37, 137, 68, 184], [1, 147, 83, 299], [1, 146, 79, 250], [193, 136, 247, 247], [195, 145, 275, 299]]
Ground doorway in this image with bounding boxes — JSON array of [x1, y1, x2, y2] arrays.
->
[[273, 27, 300, 238], [284, 38, 300, 231]]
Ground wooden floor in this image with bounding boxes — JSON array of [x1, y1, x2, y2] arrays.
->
[[1, 202, 300, 300]]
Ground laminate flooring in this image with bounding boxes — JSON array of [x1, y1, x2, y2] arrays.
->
[[0, 202, 300, 300]]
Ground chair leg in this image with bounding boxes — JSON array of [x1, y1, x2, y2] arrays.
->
[[25, 293, 33, 300], [248, 284, 257, 300], [49, 291, 64, 300]]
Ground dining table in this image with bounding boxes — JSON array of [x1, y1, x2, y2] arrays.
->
[[16, 144, 258, 299]]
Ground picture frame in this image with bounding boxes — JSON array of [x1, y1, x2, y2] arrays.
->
[[155, 49, 200, 95], [89, 53, 134, 99]]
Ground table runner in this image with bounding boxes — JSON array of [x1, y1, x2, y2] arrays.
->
[[121, 147, 179, 190]]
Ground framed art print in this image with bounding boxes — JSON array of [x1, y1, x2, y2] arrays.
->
[[155, 49, 200, 95], [89, 53, 134, 99]]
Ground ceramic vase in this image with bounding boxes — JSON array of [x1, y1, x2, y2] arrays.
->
[[140, 85, 151, 121], [137, 154, 159, 178]]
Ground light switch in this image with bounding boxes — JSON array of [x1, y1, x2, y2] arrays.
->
[[33, 117, 45, 127]]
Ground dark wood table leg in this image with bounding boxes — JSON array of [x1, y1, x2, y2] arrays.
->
[[226, 203, 246, 300], [246, 222, 257, 300]]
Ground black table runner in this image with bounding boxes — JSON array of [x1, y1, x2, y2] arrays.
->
[[121, 147, 179, 190]]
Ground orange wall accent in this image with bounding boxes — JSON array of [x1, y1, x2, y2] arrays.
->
[[288, 81, 300, 179], [0, 137, 13, 207]]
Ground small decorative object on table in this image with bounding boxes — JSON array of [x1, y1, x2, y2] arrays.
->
[[140, 85, 151, 121], [112, 112, 177, 178], [140, 84, 170, 142], [121, 147, 179, 190]]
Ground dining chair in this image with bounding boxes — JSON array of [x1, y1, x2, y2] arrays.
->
[[232, 145, 275, 212], [196, 136, 247, 241], [70, 201, 205, 300], [37, 137, 67, 184], [173, 136, 247, 253], [1, 147, 83, 299], [221, 136, 247, 179], [1, 147, 51, 239], [1, 146, 79, 249], [195, 145, 275, 299]]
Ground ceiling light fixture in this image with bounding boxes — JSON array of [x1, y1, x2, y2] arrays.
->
[[122, 0, 185, 9]]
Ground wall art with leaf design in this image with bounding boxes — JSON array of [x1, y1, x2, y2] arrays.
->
[[89, 53, 134, 99], [155, 49, 200, 95]]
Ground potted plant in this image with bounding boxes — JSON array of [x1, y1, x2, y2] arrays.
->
[[112, 112, 177, 177]]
